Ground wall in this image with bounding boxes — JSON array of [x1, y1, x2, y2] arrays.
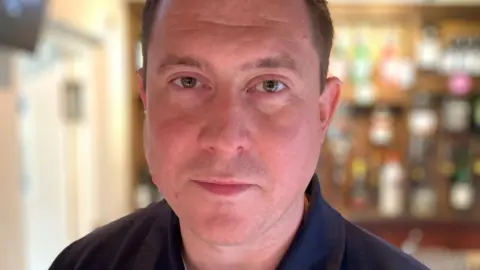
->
[[2, 0, 134, 269], [0, 50, 25, 270], [18, 46, 71, 269], [44, 0, 133, 230], [98, 6, 134, 225], [48, 0, 112, 39], [17, 35, 104, 269]]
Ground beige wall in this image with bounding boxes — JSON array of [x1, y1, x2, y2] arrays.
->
[[0, 1, 133, 269], [0, 51, 25, 270], [48, 0, 113, 38], [46, 0, 134, 226]]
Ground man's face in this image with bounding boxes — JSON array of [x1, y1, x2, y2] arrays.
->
[[140, 0, 340, 245]]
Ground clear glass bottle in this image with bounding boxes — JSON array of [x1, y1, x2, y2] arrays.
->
[[408, 94, 438, 218], [442, 96, 471, 134], [441, 38, 465, 75], [465, 37, 480, 76], [369, 105, 394, 147], [378, 152, 405, 218], [410, 166, 437, 218], [416, 25, 441, 71]]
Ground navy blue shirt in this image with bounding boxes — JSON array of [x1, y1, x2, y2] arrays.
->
[[50, 176, 429, 270]]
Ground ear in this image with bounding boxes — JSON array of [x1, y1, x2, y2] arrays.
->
[[318, 76, 342, 132], [137, 68, 147, 110]]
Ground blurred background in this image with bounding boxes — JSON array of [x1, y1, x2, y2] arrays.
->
[[1, 0, 480, 269]]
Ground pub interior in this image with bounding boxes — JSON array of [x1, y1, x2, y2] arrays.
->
[[2, 1, 480, 270]]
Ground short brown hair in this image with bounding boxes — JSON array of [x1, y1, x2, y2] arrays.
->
[[141, 0, 334, 92]]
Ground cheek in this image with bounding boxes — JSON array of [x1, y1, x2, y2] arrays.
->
[[146, 91, 198, 162], [146, 110, 197, 185], [254, 103, 321, 186]]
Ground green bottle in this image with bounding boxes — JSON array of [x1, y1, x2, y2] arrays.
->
[[450, 150, 475, 212]]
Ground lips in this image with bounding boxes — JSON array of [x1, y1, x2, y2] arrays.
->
[[192, 180, 253, 196]]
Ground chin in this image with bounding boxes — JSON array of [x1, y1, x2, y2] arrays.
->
[[191, 211, 258, 246]]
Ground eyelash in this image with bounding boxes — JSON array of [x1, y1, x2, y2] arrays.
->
[[172, 77, 204, 88], [169, 75, 290, 92], [248, 76, 290, 93]]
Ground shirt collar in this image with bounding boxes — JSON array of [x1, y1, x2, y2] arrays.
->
[[277, 174, 345, 270]]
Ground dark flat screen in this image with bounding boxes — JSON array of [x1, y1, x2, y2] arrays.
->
[[0, 0, 47, 52]]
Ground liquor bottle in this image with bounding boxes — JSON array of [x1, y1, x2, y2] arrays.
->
[[416, 25, 442, 71], [409, 94, 438, 137], [351, 32, 373, 84], [442, 96, 471, 134], [465, 37, 480, 76], [378, 152, 405, 218], [410, 165, 437, 219], [349, 157, 370, 210], [471, 95, 480, 134], [408, 94, 438, 218], [470, 140, 480, 212], [379, 32, 398, 86], [329, 27, 350, 82], [369, 105, 394, 147], [408, 93, 438, 159], [449, 149, 475, 212], [327, 103, 353, 187], [464, 37, 480, 76], [351, 31, 375, 106], [441, 38, 466, 75]]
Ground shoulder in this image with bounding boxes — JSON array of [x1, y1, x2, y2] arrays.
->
[[342, 220, 429, 270], [49, 201, 172, 270]]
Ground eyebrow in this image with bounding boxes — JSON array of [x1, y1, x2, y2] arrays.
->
[[156, 53, 299, 74], [156, 55, 206, 73], [240, 54, 298, 73]]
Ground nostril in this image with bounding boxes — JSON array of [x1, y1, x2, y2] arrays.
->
[[207, 145, 244, 153]]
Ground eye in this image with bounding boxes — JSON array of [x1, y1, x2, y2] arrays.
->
[[254, 80, 286, 93], [172, 76, 202, 89]]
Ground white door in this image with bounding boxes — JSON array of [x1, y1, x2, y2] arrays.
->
[[17, 27, 100, 270]]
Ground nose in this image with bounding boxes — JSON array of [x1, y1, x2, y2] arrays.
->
[[198, 98, 251, 156]]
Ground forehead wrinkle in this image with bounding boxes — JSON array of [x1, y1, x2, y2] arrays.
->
[[193, 17, 294, 28]]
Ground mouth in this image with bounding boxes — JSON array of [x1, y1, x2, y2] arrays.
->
[[192, 180, 253, 196]]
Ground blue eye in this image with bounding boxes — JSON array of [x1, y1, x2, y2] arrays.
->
[[255, 80, 286, 93], [173, 77, 202, 88]]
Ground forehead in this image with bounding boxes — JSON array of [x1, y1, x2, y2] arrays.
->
[[148, 0, 318, 68], [156, 0, 311, 26]]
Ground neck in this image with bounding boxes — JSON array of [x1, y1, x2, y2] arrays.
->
[[181, 195, 305, 270]]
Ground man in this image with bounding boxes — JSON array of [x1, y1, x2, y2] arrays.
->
[[50, 0, 429, 269]]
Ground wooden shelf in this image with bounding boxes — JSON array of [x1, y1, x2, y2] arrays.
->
[[353, 218, 480, 250], [343, 210, 480, 250], [340, 82, 410, 106], [318, 4, 480, 252], [346, 212, 480, 227], [416, 72, 480, 94], [330, 4, 421, 25]]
